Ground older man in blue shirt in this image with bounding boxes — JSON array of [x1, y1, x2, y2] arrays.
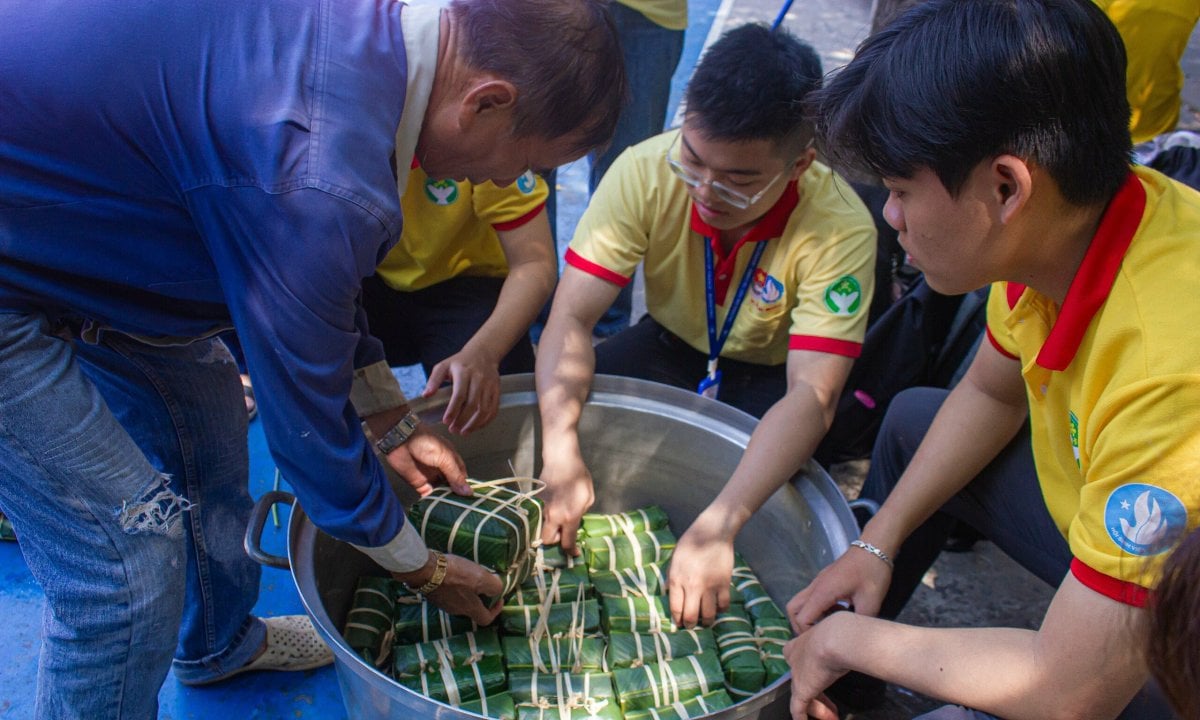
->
[[0, 0, 624, 716]]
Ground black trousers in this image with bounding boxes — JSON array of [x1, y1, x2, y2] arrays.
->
[[361, 274, 535, 378], [594, 315, 786, 418]]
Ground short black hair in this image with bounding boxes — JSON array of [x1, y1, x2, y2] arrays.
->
[[450, 0, 627, 155], [810, 0, 1131, 205], [684, 23, 823, 156]]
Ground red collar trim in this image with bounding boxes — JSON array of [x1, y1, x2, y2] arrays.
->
[[1036, 172, 1145, 371], [410, 155, 420, 170], [689, 181, 800, 304]]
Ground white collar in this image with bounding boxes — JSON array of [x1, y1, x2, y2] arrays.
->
[[393, 0, 446, 198]]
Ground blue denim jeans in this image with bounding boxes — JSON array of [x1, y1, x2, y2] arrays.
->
[[0, 311, 264, 718]]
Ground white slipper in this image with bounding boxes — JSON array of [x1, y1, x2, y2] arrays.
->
[[183, 615, 333, 686]]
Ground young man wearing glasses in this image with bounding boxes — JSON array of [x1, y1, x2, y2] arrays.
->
[[534, 23, 877, 628]]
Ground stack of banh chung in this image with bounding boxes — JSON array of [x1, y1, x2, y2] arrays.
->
[[341, 500, 794, 719]]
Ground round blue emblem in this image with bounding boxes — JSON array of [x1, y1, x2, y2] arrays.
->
[[1103, 483, 1187, 556], [516, 171, 537, 195]]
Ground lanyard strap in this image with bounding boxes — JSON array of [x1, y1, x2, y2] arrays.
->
[[704, 238, 767, 364]]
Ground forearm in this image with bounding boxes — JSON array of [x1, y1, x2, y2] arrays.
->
[[697, 383, 830, 537], [822, 612, 1141, 720], [461, 262, 555, 364], [534, 311, 595, 465], [861, 375, 1027, 554]]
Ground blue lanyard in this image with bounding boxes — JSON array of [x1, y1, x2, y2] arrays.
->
[[704, 238, 767, 372]]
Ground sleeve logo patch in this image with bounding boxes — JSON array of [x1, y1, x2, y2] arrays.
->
[[751, 268, 785, 308], [516, 171, 538, 195], [824, 276, 862, 316], [424, 178, 459, 205], [1104, 484, 1187, 556]]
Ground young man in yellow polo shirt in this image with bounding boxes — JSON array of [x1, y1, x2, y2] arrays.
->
[[535, 23, 877, 628], [784, 2, 1200, 719], [363, 162, 555, 435]]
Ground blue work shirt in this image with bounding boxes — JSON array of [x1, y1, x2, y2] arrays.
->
[[0, 0, 416, 546]]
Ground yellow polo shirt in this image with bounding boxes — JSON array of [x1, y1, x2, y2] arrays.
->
[[986, 167, 1200, 605], [1094, 0, 1200, 143], [566, 130, 876, 366], [375, 164, 547, 292], [618, 0, 688, 31]]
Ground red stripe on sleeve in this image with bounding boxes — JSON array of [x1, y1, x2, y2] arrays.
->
[[492, 203, 546, 232], [1070, 558, 1149, 608], [986, 327, 1019, 359], [789, 335, 862, 358], [564, 248, 632, 287]]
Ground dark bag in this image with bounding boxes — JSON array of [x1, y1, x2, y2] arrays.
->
[[814, 278, 985, 464], [811, 181, 990, 464]]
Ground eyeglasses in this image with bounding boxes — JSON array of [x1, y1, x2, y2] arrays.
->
[[664, 132, 788, 210]]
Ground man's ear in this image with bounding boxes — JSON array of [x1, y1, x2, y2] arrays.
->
[[991, 154, 1033, 225], [788, 147, 818, 181], [456, 78, 518, 130]]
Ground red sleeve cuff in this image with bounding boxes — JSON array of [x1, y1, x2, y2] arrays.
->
[[986, 327, 1019, 360], [564, 248, 631, 287], [492, 203, 546, 232], [1071, 558, 1149, 608], [789, 335, 862, 358]]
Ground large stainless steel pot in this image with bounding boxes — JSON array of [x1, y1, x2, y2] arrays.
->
[[247, 374, 858, 719]]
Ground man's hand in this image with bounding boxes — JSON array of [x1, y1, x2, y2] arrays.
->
[[393, 551, 503, 625], [422, 349, 501, 436], [786, 546, 892, 634], [785, 616, 847, 720], [537, 456, 595, 556], [383, 424, 470, 498], [668, 521, 734, 628]]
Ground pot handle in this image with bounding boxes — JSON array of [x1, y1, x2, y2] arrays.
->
[[846, 497, 880, 533], [244, 490, 295, 570]]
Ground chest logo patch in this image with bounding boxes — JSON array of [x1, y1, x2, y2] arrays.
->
[[1104, 483, 1187, 557], [751, 268, 785, 308], [824, 276, 862, 316], [425, 178, 459, 206], [516, 171, 538, 195]]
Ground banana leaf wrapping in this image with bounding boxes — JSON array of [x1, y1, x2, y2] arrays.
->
[[583, 527, 676, 572], [394, 597, 478, 644], [589, 563, 667, 599], [409, 479, 543, 596], [514, 699, 623, 720], [392, 629, 503, 677], [396, 654, 507, 704], [600, 594, 677, 634], [622, 689, 736, 720], [611, 651, 725, 714], [507, 670, 617, 706], [534, 544, 586, 571], [456, 691, 517, 720], [503, 635, 609, 673], [711, 609, 765, 698], [605, 628, 717, 669], [342, 576, 396, 667], [506, 564, 591, 607], [502, 598, 601, 638], [755, 616, 792, 684], [580, 506, 670, 539], [731, 559, 785, 621]]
